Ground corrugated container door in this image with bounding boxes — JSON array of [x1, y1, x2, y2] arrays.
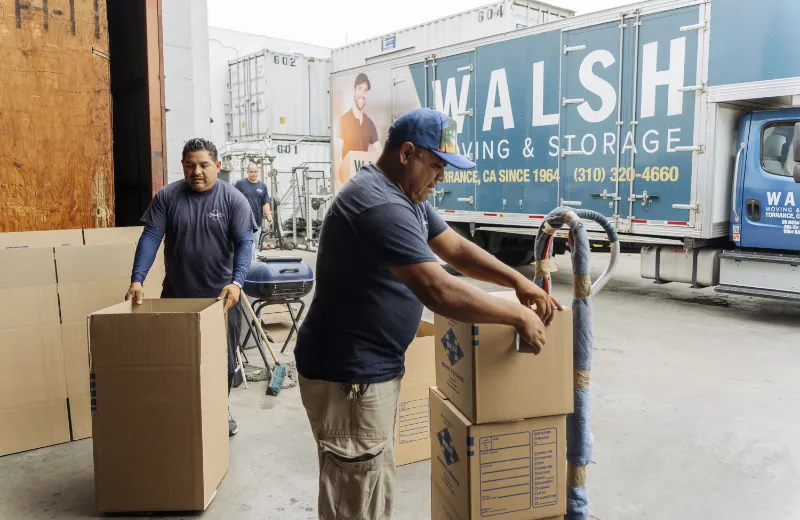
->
[[559, 21, 623, 218], [228, 53, 268, 142], [626, 6, 701, 224], [266, 51, 311, 138], [308, 59, 332, 138], [427, 53, 477, 213]]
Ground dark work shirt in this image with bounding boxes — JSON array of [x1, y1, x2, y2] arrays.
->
[[294, 164, 448, 384], [141, 180, 256, 298], [340, 109, 379, 159], [234, 179, 270, 228]]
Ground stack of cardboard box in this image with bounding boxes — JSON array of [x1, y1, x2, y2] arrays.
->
[[430, 291, 574, 520], [0, 227, 165, 456]]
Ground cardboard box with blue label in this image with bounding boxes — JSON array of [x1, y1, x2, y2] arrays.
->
[[430, 387, 566, 520], [434, 291, 573, 425]]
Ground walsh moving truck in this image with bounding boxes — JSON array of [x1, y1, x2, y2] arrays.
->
[[330, 0, 800, 301]]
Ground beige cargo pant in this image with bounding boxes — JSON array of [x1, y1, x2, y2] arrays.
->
[[299, 375, 402, 520]]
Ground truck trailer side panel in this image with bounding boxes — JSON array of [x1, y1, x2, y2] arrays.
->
[[0, 0, 114, 231]]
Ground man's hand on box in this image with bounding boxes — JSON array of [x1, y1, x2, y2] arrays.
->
[[218, 284, 241, 312], [125, 282, 144, 305], [514, 278, 562, 326], [514, 305, 546, 354]]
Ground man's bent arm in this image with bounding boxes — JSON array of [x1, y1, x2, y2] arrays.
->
[[429, 227, 527, 289], [391, 261, 524, 327], [131, 225, 164, 284], [231, 230, 253, 287]]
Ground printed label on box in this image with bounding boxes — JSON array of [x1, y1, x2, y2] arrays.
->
[[398, 398, 429, 445], [532, 428, 559, 508], [479, 432, 532, 517]]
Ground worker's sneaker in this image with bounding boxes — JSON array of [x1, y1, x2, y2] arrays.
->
[[228, 410, 239, 436]]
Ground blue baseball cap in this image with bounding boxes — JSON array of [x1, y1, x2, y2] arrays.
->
[[387, 108, 476, 170]]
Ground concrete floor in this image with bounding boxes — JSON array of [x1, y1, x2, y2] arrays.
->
[[1, 249, 800, 520]]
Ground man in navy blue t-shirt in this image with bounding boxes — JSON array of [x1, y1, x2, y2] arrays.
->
[[234, 163, 272, 257], [295, 109, 561, 519], [125, 138, 256, 437]]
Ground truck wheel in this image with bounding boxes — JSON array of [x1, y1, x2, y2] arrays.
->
[[494, 249, 536, 267]]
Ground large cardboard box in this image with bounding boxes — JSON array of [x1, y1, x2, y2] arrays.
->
[[430, 388, 566, 520], [0, 248, 71, 456], [395, 319, 435, 466], [435, 292, 573, 424], [90, 299, 229, 512], [431, 483, 562, 520], [0, 229, 83, 249]]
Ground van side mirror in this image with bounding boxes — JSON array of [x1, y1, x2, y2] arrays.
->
[[794, 123, 800, 183]]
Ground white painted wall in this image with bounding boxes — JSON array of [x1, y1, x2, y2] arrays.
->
[[207, 27, 331, 148], [163, 0, 212, 184]]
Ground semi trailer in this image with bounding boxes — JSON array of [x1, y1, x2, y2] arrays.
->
[[330, 0, 800, 301]]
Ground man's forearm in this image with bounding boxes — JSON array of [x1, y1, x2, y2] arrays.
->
[[445, 239, 526, 289], [231, 230, 253, 287], [420, 270, 523, 327]]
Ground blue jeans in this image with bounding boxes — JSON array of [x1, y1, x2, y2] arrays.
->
[[252, 227, 261, 259]]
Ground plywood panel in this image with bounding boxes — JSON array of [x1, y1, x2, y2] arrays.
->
[[0, 0, 113, 231]]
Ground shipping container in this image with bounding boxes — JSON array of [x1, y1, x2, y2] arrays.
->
[[208, 27, 332, 148], [227, 50, 332, 143], [331, 0, 574, 73], [1, 0, 169, 232]]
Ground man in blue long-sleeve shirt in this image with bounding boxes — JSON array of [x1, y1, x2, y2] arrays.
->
[[125, 138, 256, 436]]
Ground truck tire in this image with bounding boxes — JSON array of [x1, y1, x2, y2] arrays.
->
[[494, 249, 536, 267]]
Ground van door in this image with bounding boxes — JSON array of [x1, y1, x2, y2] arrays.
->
[[738, 111, 800, 251]]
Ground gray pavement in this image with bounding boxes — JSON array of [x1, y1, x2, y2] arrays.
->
[[1, 249, 799, 520]]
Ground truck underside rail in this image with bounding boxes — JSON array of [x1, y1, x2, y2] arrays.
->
[[715, 250, 800, 302], [477, 225, 684, 246]]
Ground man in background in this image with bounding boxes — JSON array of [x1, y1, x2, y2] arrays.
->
[[125, 138, 256, 437], [235, 162, 273, 257], [335, 72, 383, 183]]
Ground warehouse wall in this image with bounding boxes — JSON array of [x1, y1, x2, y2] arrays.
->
[[207, 28, 331, 148], [163, 0, 212, 184]]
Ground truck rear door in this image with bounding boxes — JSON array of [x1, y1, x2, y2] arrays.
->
[[737, 111, 800, 251], [427, 52, 477, 212]]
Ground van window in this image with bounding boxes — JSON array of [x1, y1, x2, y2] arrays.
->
[[761, 123, 797, 177]]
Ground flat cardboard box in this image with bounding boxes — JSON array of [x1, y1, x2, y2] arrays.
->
[[90, 299, 229, 512], [61, 322, 90, 398], [83, 226, 144, 245], [0, 285, 61, 330], [435, 292, 573, 424], [0, 402, 71, 457], [58, 279, 131, 324], [55, 243, 136, 284], [430, 388, 566, 520], [395, 319, 435, 467], [69, 396, 92, 441], [0, 324, 69, 456], [0, 247, 57, 288], [0, 229, 83, 249]]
